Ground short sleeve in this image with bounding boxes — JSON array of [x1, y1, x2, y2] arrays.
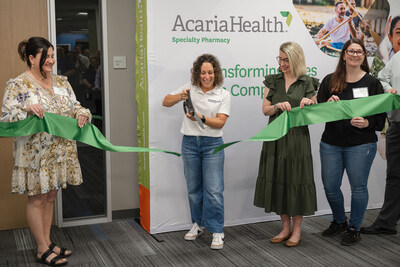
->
[[305, 76, 319, 99], [217, 90, 231, 116], [170, 82, 191, 95], [323, 18, 333, 31], [263, 75, 277, 102]]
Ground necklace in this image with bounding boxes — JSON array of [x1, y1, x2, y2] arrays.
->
[[27, 71, 53, 91]]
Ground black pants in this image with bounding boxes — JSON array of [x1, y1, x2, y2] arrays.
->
[[374, 122, 400, 230]]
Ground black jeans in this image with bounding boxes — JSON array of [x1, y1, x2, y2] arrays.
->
[[374, 122, 400, 230]]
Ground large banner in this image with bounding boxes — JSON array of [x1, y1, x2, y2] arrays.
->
[[136, 0, 399, 233]]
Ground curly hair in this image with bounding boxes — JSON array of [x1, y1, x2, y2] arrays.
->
[[191, 54, 223, 88]]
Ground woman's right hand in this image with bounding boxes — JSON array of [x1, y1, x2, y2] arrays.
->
[[162, 89, 190, 107], [27, 103, 45, 118], [180, 89, 189, 100], [277, 101, 292, 112], [327, 95, 340, 102]]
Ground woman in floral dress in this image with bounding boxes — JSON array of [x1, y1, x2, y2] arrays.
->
[[1, 37, 91, 266]]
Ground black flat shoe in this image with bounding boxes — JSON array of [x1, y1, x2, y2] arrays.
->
[[36, 248, 68, 266], [360, 225, 397, 235], [49, 242, 72, 257]]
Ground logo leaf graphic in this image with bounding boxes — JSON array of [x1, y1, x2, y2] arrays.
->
[[280, 11, 292, 26]]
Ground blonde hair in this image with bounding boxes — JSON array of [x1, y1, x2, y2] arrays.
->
[[279, 42, 307, 78]]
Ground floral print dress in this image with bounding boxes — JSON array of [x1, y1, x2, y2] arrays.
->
[[1, 73, 91, 196]]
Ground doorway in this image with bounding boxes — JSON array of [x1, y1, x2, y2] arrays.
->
[[50, 0, 110, 226]]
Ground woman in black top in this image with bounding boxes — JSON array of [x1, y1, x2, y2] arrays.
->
[[317, 38, 385, 246]]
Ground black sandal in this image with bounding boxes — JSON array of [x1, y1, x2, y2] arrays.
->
[[36, 248, 68, 266], [49, 242, 72, 257]]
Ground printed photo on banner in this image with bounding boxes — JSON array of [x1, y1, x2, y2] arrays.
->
[[294, 0, 389, 57]]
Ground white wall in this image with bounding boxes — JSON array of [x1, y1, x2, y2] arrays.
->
[[107, 0, 139, 211]]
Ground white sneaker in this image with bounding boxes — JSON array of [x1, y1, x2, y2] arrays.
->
[[184, 223, 204, 241], [210, 233, 224, 249]]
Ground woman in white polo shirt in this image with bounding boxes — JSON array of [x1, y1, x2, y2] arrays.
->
[[162, 54, 231, 250]]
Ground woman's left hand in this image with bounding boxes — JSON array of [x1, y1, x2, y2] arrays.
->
[[350, 117, 369, 129], [299, 97, 314, 109], [186, 111, 201, 121], [78, 115, 90, 128]]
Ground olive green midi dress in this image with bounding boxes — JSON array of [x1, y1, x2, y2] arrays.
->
[[253, 73, 318, 216]]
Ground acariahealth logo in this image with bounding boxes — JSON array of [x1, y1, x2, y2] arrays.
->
[[172, 12, 292, 33]]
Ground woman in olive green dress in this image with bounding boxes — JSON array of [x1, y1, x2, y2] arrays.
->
[[254, 42, 318, 247]]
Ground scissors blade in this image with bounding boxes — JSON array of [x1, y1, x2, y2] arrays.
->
[[193, 113, 205, 129]]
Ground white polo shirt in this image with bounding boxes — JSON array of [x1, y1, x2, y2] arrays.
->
[[171, 82, 231, 137]]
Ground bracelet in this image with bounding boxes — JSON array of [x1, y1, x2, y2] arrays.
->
[[274, 103, 279, 112]]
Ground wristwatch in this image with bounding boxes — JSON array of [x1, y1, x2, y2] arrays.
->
[[201, 115, 206, 123]]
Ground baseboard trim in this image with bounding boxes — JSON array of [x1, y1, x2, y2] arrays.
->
[[112, 208, 140, 220]]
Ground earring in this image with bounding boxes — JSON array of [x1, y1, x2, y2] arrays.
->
[[31, 64, 34, 70]]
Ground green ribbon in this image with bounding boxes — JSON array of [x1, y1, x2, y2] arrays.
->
[[214, 93, 400, 153], [0, 112, 181, 157], [92, 115, 103, 120]]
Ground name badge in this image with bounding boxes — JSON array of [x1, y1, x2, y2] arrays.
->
[[53, 86, 69, 97], [352, 87, 369, 98]]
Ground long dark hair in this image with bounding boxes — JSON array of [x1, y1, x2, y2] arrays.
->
[[330, 38, 369, 94], [191, 54, 223, 88], [18, 37, 54, 78], [390, 16, 400, 36]]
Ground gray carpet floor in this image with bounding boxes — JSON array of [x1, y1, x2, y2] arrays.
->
[[1, 209, 399, 266]]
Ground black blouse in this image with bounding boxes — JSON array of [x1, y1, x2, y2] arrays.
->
[[317, 73, 386, 147]]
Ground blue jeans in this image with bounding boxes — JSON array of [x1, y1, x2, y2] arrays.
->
[[182, 135, 225, 233], [320, 142, 377, 230]]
